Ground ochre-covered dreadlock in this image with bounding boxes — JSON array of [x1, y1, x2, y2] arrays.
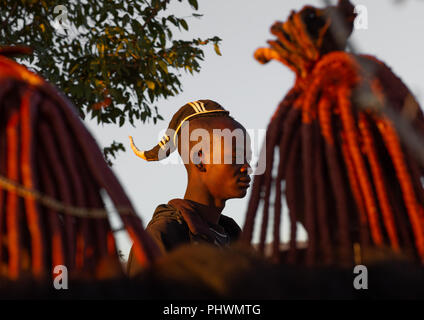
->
[[0, 47, 160, 280], [242, 0, 424, 266]]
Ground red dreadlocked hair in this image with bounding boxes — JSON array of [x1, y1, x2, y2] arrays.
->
[[0, 47, 160, 280], [242, 0, 424, 266]]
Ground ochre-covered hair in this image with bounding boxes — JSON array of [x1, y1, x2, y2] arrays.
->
[[242, 0, 424, 266], [0, 47, 160, 280], [129, 100, 229, 161]]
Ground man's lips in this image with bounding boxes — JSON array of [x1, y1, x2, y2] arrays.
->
[[237, 176, 251, 188]]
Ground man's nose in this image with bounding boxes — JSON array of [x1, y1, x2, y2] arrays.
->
[[240, 162, 252, 175]]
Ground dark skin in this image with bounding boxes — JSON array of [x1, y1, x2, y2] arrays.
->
[[179, 116, 252, 225], [127, 115, 252, 276]]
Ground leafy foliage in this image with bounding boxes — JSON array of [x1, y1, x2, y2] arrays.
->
[[103, 140, 126, 166], [0, 0, 221, 164]]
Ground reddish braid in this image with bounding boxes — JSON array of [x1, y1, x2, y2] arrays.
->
[[243, 0, 424, 265], [0, 48, 160, 280]]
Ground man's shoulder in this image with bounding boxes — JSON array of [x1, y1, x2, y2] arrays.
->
[[146, 203, 189, 239], [148, 203, 185, 226], [147, 202, 241, 243], [152, 203, 241, 233]]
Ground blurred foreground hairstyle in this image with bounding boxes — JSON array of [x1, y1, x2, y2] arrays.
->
[[243, 0, 424, 266], [0, 46, 159, 281]]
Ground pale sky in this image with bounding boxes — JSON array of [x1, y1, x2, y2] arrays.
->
[[83, 0, 424, 260]]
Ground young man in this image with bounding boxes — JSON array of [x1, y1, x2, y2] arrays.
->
[[127, 100, 252, 275]]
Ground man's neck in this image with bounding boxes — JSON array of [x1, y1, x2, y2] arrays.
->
[[184, 186, 225, 225]]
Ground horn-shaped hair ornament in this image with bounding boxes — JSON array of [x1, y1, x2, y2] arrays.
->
[[129, 100, 230, 161]]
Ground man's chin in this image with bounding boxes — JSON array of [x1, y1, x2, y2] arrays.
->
[[234, 188, 249, 198], [224, 186, 250, 200]]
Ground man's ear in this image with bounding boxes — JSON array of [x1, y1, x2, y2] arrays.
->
[[193, 149, 206, 172]]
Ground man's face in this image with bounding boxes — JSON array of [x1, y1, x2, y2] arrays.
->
[[192, 117, 252, 200]]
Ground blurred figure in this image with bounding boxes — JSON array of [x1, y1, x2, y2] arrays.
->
[[243, 0, 424, 269], [0, 46, 158, 282]]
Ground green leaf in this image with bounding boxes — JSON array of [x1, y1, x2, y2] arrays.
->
[[70, 63, 79, 75], [180, 19, 188, 31], [146, 80, 155, 90], [214, 43, 222, 56], [188, 0, 199, 10], [168, 16, 178, 27], [0, 1, 220, 142], [158, 60, 168, 73], [148, 90, 154, 103], [123, 13, 130, 25]]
